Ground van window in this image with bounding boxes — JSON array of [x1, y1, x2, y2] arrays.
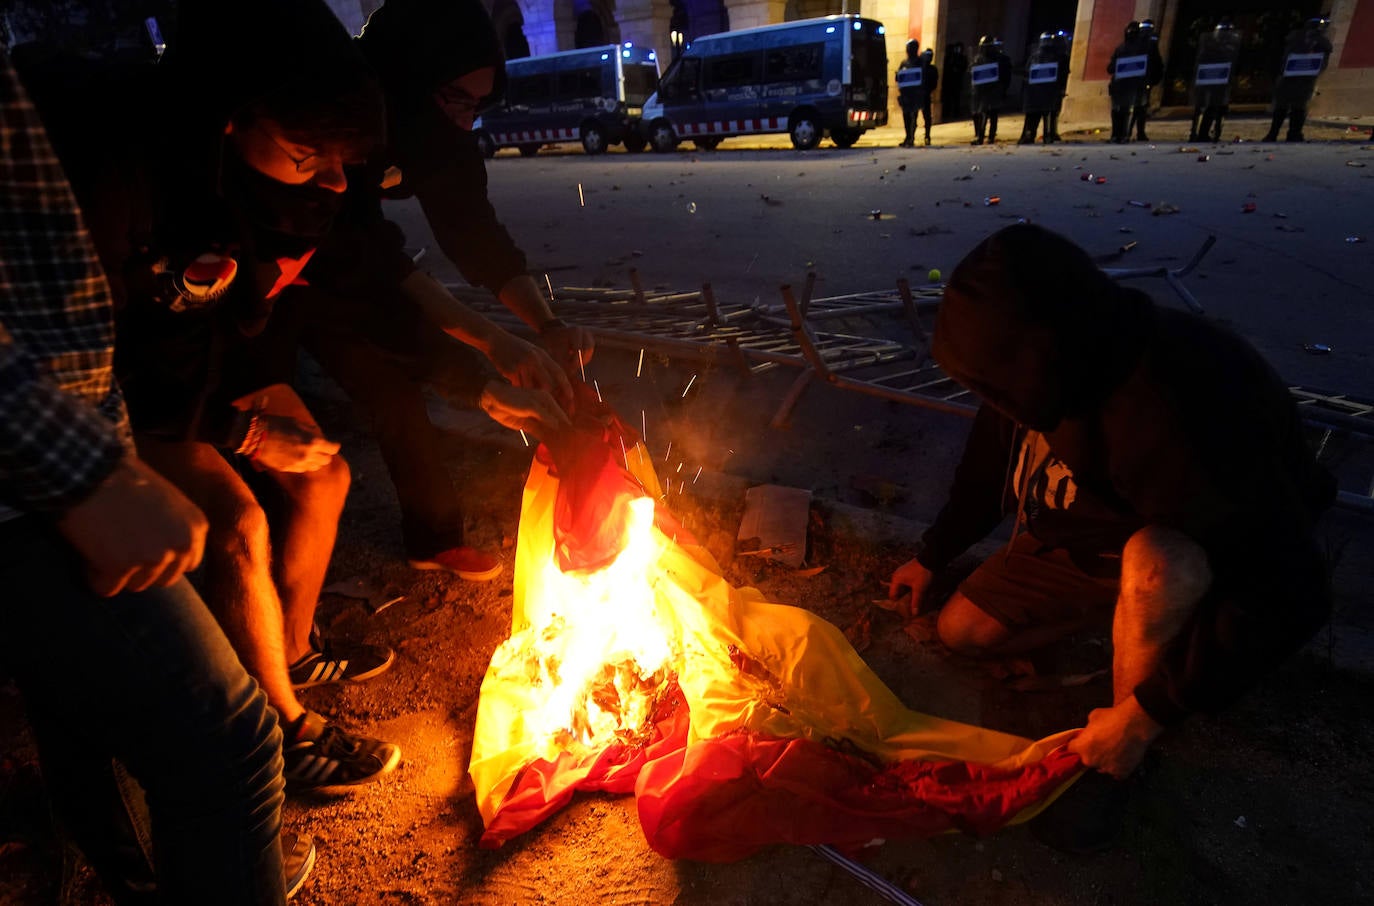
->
[[623, 62, 659, 104], [556, 66, 603, 101], [705, 52, 760, 89], [510, 74, 551, 106], [764, 43, 823, 82], [659, 57, 701, 102], [850, 29, 886, 106]]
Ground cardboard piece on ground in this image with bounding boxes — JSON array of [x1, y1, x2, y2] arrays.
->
[[736, 484, 811, 569]]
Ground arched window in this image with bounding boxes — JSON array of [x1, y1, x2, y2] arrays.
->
[[574, 10, 605, 48]]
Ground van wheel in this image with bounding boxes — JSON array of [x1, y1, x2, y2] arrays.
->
[[474, 131, 496, 159], [650, 121, 679, 153], [623, 133, 647, 153], [581, 123, 608, 155], [518, 143, 541, 157], [789, 113, 821, 151], [830, 128, 861, 149], [693, 137, 721, 151]]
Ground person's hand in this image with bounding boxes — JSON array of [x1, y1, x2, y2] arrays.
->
[[250, 414, 340, 473], [888, 557, 936, 620], [56, 456, 209, 597], [540, 322, 595, 374], [479, 380, 574, 437], [485, 331, 574, 412], [1068, 696, 1163, 779]]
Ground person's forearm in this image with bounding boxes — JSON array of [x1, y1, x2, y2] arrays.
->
[[0, 341, 127, 513], [497, 274, 557, 331], [401, 269, 505, 354]]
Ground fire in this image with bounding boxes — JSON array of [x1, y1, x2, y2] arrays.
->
[[471, 432, 1083, 857], [486, 495, 678, 760]]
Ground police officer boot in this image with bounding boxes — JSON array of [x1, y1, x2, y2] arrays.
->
[[1019, 114, 1038, 145], [1189, 108, 1202, 142], [1262, 109, 1284, 142], [1211, 113, 1225, 143], [1197, 110, 1214, 143], [1134, 108, 1149, 141], [1109, 110, 1126, 143], [971, 113, 985, 145], [923, 126, 931, 146], [1049, 111, 1062, 142], [987, 114, 999, 144], [1287, 109, 1307, 142]]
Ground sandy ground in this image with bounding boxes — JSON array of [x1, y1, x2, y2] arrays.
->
[[3, 116, 1374, 905]]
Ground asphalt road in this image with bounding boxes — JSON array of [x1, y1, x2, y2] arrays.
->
[[387, 118, 1374, 399]]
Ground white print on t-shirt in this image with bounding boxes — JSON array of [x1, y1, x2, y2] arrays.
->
[[1015, 431, 1078, 511]]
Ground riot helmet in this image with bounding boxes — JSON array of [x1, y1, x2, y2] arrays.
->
[[1306, 16, 1331, 31], [906, 39, 920, 58], [1124, 21, 1140, 41], [978, 34, 1002, 48]]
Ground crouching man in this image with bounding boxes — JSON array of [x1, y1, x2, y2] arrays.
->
[[889, 224, 1334, 851]]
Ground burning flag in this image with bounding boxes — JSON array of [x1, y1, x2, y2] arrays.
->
[[470, 425, 1082, 861]]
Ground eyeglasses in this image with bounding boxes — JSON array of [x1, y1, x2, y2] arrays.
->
[[252, 122, 321, 175]]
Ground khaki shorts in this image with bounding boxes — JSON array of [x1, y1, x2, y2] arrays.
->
[[957, 532, 1121, 629]]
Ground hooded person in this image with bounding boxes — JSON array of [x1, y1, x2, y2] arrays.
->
[[22, 0, 412, 805], [239, 0, 578, 583], [889, 224, 1334, 852]]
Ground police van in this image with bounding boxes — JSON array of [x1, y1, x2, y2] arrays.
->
[[474, 44, 661, 157], [640, 15, 888, 152]]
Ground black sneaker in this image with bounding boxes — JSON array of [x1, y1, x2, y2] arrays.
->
[[288, 634, 394, 689], [281, 831, 316, 898], [282, 712, 401, 789], [1028, 769, 1132, 854]]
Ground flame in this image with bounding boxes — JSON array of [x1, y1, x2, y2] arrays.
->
[[485, 495, 678, 761]]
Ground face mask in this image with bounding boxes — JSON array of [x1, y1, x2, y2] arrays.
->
[[220, 149, 344, 244]]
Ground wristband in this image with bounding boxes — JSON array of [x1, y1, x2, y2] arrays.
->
[[538, 317, 568, 336], [234, 401, 269, 459]]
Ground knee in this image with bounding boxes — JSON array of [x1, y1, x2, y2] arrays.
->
[[202, 488, 271, 561], [1118, 526, 1212, 637], [274, 454, 351, 508], [936, 595, 1010, 657]]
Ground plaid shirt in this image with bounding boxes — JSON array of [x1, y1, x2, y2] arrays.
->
[[0, 53, 131, 521]]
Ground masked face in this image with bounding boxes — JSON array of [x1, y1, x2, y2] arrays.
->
[[433, 66, 497, 131], [219, 148, 346, 244]]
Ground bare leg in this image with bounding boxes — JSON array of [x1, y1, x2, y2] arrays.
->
[[1111, 526, 1211, 704], [936, 592, 1099, 656], [136, 437, 305, 725], [262, 457, 351, 665]]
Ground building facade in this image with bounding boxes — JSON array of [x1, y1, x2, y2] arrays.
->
[[330, 0, 1373, 122]]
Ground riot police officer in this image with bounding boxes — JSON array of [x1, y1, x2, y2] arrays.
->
[[1190, 19, 1241, 143], [1263, 17, 1334, 142], [1020, 30, 1069, 144], [1108, 22, 1148, 143], [896, 39, 937, 147], [1130, 18, 1165, 141], [970, 35, 1012, 145]]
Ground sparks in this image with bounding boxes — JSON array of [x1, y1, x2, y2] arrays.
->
[[664, 441, 672, 462], [578, 349, 587, 383], [640, 409, 647, 442], [578, 183, 585, 206], [593, 379, 603, 402], [544, 273, 555, 302], [519, 429, 529, 447], [682, 374, 697, 398], [693, 465, 703, 483], [619, 434, 628, 466], [636, 348, 644, 378], [676, 462, 683, 473]]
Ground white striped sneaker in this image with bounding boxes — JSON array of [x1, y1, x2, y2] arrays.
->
[[288, 637, 394, 690], [282, 712, 401, 790]]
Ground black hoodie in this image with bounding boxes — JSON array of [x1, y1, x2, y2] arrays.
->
[[919, 225, 1334, 726]]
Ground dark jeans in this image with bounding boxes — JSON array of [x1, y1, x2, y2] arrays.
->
[[0, 518, 286, 905]]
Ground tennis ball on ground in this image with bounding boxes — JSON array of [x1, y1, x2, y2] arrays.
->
[[928, 268, 942, 283]]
